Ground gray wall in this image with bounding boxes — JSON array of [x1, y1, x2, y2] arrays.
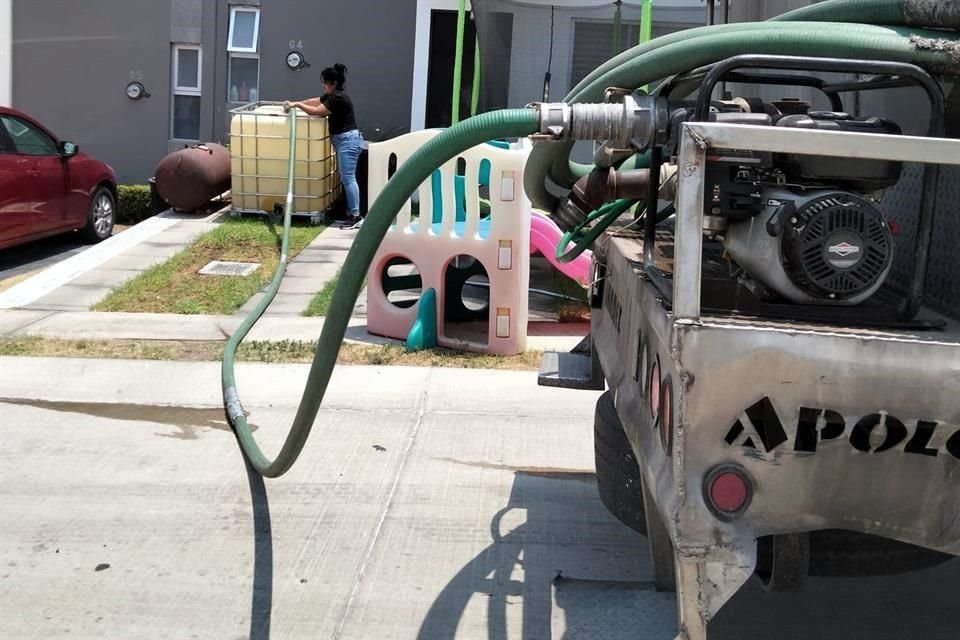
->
[[211, 0, 418, 144], [12, 0, 173, 184]]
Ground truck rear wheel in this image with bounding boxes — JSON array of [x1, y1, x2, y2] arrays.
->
[[594, 391, 677, 591]]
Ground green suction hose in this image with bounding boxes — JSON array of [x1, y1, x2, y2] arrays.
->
[[773, 0, 959, 28], [223, 108, 539, 477], [564, 0, 960, 102], [527, 0, 960, 212]]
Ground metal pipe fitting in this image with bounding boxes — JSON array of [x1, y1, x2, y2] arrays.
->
[[535, 95, 669, 152], [553, 166, 653, 234]]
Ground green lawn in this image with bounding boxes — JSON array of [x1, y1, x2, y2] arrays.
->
[[304, 267, 341, 317], [94, 218, 325, 315], [0, 337, 543, 370]]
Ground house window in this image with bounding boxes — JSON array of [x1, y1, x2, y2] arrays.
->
[[172, 44, 202, 140], [228, 6, 260, 103], [228, 7, 260, 53]]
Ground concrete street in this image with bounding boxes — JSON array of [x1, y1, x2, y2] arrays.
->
[[1, 357, 957, 639]]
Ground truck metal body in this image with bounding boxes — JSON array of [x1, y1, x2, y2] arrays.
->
[[545, 121, 960, 639]]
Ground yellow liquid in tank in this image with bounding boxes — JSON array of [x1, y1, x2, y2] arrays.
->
[[229, 105, 340, 214]]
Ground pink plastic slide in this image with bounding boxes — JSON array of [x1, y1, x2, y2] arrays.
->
[[529, 210, 593, 286]]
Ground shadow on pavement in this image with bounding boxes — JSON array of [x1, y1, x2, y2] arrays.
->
[[241, 455, 274, 640]]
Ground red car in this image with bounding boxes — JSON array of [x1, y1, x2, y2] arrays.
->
[[0, 107, 117, 251]]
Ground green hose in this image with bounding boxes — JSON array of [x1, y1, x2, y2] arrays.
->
[[772, 0, 959, 28], [556, 199, 676, 265], [526, 21, 960, 211], [771, 0, 907, 25], [451, 0, 467, 124], [571, 1, 957, 103], [577, 25, 957, 104], [223, 108, 539, 477], [222, 110, 298, 465], [556, 199, 636, 264], [226, 0, 960, 478], [471, 37, 481, 116]]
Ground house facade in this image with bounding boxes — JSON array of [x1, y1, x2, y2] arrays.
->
[[2, 0, 710, 184]]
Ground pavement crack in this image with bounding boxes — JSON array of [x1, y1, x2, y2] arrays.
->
[[6, 310, 57, 333], [333, 369, 432, 639]]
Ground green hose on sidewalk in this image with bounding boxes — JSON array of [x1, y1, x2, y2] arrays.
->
[[222, 108, 539, 477], [224, 0, 960, 478]]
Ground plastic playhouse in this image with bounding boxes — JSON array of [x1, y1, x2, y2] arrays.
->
[[364, 130, 592, 356]]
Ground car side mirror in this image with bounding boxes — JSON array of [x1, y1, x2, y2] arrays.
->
[[59, 141, 79, 157]]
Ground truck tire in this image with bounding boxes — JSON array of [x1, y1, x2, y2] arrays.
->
[[594, 391, 647, 535]]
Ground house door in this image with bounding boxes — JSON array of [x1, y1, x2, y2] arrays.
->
[[412, 1, 513, 132]]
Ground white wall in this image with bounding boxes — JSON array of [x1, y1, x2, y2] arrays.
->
[[0, 0, 11, 107]]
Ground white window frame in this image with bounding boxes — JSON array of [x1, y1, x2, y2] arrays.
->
[[172, 44, 202, 140], [173, 44, 202, 93], [227, 6, 260, 54]]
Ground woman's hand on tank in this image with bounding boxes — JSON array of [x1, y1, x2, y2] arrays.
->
[[283, 101, 294, 113]]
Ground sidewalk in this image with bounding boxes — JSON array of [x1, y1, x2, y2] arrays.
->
[[2, 356, 956, 640], [0, 210, 588, 352]]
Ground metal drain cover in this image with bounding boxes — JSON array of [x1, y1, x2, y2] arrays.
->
[[198, 261, 260, 277]]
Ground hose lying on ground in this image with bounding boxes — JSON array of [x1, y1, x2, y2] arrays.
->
[[225, 0, 960, 478], [222, 109, 539, 477]]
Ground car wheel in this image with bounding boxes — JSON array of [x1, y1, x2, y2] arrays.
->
[[81, 187, 115, 243]]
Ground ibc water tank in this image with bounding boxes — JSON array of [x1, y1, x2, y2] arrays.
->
[[229, 103, 341, 215]]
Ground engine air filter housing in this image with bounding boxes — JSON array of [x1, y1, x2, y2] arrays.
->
[[781, 193, 894, 301]]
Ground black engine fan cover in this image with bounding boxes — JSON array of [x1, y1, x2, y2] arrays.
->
[[781, 193, 894, 300]]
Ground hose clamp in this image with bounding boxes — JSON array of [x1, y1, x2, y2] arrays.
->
[[530, 102, 572, 141]]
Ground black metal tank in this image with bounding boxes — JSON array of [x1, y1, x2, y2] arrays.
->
[[153, 143, 231, 212]]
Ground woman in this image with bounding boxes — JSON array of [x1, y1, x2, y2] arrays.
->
[[285, 63, 364, 228]]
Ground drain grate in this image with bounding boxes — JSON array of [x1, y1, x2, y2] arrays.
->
[[198, 261, 260, 277]]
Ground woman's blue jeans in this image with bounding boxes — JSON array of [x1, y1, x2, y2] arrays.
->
[[332, 129, 364, 215]]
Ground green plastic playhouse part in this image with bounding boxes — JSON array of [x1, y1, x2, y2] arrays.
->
[[406, 287, 439, 353], [223, 108, 539, 477]]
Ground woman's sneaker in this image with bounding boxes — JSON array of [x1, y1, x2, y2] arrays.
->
[[345, 214, 363, 230]]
